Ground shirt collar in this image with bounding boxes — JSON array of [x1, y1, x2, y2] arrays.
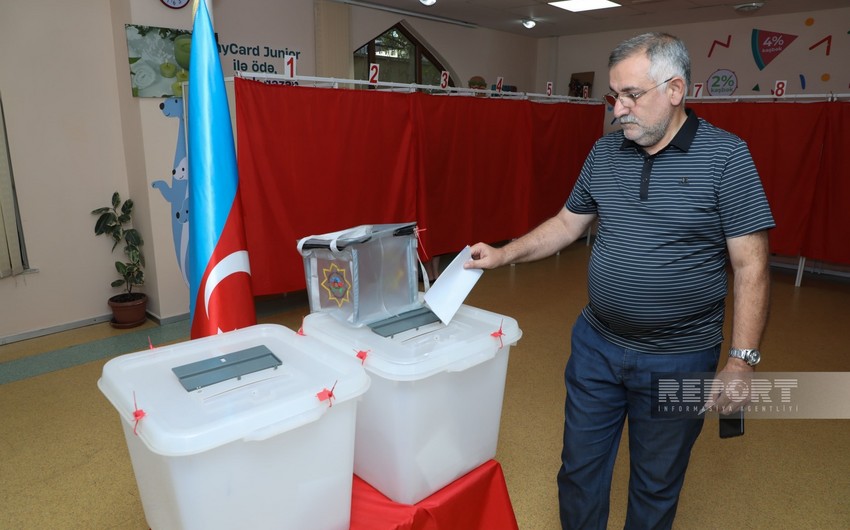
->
[[620, 108, 699, 154]]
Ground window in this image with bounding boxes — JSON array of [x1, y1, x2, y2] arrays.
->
[[0, 92, 28, 278], [353, 23, 453, 90]]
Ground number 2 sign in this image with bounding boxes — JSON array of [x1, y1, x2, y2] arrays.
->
[[369, 63, 380, 84]]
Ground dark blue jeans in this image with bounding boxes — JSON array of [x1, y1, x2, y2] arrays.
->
[[557, 314, 720, 530]]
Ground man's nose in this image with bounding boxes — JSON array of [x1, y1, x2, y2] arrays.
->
[[612, 100, 629, 119]]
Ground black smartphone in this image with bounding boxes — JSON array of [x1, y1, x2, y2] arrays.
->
[[719, 409, 745, 438]]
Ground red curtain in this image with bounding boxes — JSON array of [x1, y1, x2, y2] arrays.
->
[[801, 103, 850, 264], [236, 81, 848, 296], [530, 102, 603, 229], [236, 81, 419, 295], [413, 96, 534, 257], [236, 78, 603, 295]]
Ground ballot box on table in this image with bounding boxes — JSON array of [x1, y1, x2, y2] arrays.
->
[[298, 222, 429, 327], [302, 304, 521, 505], [98, 324, 370, 530]]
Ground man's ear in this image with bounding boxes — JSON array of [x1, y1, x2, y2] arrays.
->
[[669, 77, 687, 106]]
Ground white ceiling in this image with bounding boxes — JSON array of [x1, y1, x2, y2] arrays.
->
[[343, 0, 848, 38]]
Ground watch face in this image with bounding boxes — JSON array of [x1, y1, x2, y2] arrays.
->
[[747, 350, 761, 365], [161, 0, 190, 9]]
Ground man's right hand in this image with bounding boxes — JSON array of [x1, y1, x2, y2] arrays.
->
[[465, 242, 506, 270]]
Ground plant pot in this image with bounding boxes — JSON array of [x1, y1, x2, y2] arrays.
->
[[108, 293, 148, 329]]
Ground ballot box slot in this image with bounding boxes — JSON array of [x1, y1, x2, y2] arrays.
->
[[171, 345, 282, 391], [368, 306, 441, 338]]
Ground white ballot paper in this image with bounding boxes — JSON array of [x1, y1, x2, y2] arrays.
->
[[424, 245, 483, 325]]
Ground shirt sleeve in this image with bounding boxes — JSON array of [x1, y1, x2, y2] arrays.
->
[[717, 139, 776, 238]]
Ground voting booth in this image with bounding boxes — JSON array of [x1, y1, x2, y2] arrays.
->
[[98, 325, 370, 530]]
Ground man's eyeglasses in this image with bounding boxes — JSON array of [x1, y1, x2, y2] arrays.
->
[[604, 76, 674, 107]]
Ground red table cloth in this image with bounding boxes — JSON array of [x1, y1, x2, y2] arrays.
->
[[349, 460, 518, 530]]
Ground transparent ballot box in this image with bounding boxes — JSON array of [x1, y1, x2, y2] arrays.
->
[[303, 304, 522, 504], [298, 223, 431, 327], [98, 324, 370, 530]]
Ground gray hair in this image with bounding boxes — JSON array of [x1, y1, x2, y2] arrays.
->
[[608, 32, 691, 88]]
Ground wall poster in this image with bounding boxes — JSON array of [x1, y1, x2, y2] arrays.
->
[[125, 25, 192, 98]]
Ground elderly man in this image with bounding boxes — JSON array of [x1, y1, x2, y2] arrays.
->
[[465, 32, 774, 529]]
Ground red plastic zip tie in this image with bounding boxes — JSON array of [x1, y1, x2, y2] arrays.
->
[[414, 226, 430, 261], [355, 349, 370, 365], [297, 316, 306, 336], [132, 391, 146, 436], [148, 337, 155, 349], [491, 319, 506, 349], [316, 380, 338, 407]]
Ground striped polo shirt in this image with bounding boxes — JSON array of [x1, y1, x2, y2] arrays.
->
[[566, 109, 775, 354]]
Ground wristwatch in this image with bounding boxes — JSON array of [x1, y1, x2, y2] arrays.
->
[[729, 348, 761, 366]]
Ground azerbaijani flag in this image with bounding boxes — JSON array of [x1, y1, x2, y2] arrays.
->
[[187, 0, 256, 338]]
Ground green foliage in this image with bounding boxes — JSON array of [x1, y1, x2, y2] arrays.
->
[[92, 192, 145, 294]]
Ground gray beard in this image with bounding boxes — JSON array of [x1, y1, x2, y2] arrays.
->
[[621, 114, 671, 147]]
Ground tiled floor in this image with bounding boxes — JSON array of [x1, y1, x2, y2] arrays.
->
[[2, 244, 849, 529]]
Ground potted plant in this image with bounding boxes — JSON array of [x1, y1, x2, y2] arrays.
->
[[92, 191, 148, 328]]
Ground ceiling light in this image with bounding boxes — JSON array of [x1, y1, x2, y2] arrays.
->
[[548, 0, 621, 13], [733, 2, 764, 13], [420, 0, 436, 6], [522, 19, 536, 29], [333, 0, 475, 28]]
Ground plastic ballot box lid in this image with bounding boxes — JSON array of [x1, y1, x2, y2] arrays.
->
[[303, 304, 521, 382], [98, 324, 370, 457]]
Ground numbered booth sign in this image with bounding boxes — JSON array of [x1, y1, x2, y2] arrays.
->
[[283, 55, 297, 79], [440, 71, 449, 89], [369, 63, 380, 84], [692, 83, 704, 98]]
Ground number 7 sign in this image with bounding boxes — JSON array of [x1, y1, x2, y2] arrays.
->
[[692, 83, 703, 98]]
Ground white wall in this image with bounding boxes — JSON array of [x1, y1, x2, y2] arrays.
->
[[0, 0, 130, 341], [554, 7, 850, 132], [0, 0, 847, 342]]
